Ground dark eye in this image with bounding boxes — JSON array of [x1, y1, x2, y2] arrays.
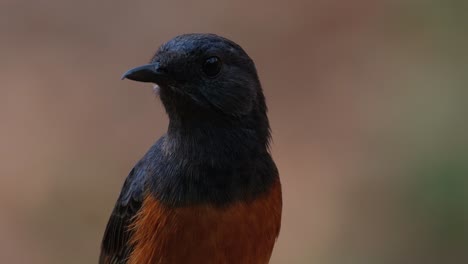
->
[[202, 56, 222, 77]]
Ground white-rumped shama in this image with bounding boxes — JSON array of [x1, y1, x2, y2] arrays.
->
[[100, 34, 282, 264]]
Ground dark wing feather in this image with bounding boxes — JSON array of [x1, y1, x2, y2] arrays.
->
[[99, 167, 146, 264]]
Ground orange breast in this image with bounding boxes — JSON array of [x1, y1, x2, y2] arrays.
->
[[128, 180, 282, 264]]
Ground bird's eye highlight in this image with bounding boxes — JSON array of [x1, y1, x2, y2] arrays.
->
[[203, 56, 222, 77]]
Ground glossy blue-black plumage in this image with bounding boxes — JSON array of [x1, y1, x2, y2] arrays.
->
[[100, 33, 279, 264]]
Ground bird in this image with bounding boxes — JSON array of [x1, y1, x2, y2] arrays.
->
[[99, 33, 282, 264]]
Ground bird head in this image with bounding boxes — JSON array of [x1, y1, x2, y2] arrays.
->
[[122, 34, 263, 117]]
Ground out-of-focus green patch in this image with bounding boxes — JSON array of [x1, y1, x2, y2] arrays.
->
[[406, 150, 468, 260]]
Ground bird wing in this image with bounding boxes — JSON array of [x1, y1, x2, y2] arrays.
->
[[99, 167, 146, 264]]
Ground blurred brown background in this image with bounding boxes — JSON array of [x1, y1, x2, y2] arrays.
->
[[1, 0, 467, 263]]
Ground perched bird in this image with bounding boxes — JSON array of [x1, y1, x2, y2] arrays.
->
[[99, 33, 282, 264]]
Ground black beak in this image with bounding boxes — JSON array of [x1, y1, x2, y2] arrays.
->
[[121, 62, 165, 83]]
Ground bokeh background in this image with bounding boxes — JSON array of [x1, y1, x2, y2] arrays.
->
[[1, 0, 467, 263]]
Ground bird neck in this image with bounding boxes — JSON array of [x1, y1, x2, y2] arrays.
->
[[149, 98, 276, 207], [150, 115, 277, 207], [162, 86, 272, 159], [165, 114, 268, 164]]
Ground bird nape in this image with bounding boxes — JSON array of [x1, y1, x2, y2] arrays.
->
[[100, 33, 282, 264]]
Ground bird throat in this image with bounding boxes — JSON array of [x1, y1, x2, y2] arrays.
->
[[145, 112, 276, 207], [145, 84, 277, 207]]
